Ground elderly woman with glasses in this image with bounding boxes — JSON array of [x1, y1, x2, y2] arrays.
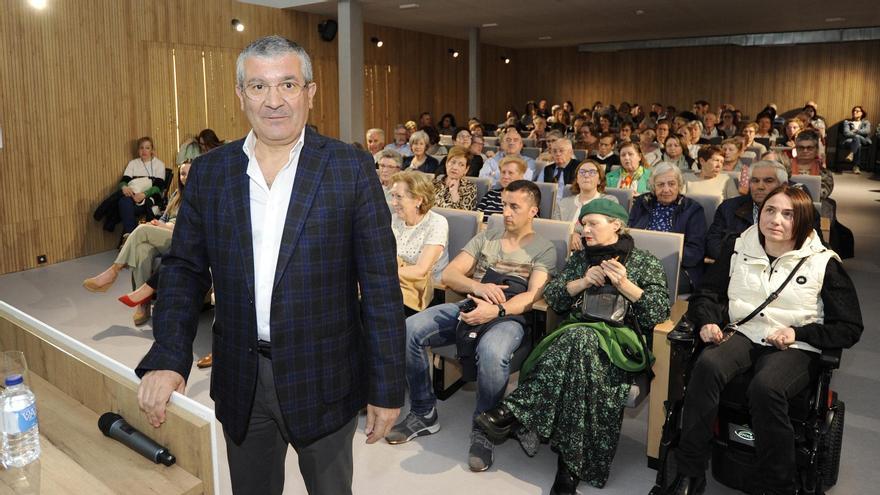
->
[[606, 142, 652, 194], [628, 162, 707, 292], [666, 185, 862, 495], [376, 149, 404, 211], [437, 128, 483, 177], [554, 159, 620, 250], [477, 199, 670, 494]]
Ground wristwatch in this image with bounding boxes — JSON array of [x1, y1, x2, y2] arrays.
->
[[497, 304, 506, 318]]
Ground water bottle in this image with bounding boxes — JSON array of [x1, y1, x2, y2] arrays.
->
[[1, 374, 40, 468]]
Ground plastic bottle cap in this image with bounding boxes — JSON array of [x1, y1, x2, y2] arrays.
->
[[4, 374, 24, 386]]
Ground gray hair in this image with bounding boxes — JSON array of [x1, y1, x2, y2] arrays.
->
[[376, 149, 403, 167], [393, 124, 406, 132], [749, 160, 788, 184], [649, 161, 686, 193], [408, 130, 429, 147], [366, 128, 385, 140], [236, 35, 313, 88]]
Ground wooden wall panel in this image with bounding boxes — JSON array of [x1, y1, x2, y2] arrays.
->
[[509, 42, 880, 128]]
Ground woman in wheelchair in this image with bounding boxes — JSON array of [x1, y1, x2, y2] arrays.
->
[[477, 199, 670, 494], [665, 185, 862, 495]]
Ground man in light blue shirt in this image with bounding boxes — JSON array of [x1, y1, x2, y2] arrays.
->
[[384, 124, 413, 157], [479, 126, 537, 186]]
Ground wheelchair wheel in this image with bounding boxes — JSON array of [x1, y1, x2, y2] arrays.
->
[[818, 398, 845, 490]]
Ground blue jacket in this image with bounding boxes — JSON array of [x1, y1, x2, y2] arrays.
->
[[136, 127, 406, 444], [629, 193, 707, 290]]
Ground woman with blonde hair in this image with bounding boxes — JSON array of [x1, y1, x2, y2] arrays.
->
[[389, 171, 449, 313]]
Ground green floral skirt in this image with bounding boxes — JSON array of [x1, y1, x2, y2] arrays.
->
[[503, 325, 632, 488]]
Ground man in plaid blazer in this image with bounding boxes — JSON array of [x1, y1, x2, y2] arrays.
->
[[136, 36, 405, 495]]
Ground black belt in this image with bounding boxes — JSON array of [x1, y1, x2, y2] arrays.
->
[[256, 340, 272, 359]]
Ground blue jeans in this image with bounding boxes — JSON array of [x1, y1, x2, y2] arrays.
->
[[405, 302, 524, 418], [844, 135, 871, 163]]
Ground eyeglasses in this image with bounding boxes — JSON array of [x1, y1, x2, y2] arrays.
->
[[795, 145, 817, 151], [242, 80, 311, 100], [578, 169, 599, 177]]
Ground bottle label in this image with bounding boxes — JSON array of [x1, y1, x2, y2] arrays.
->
[[3, 404, 37, 434]]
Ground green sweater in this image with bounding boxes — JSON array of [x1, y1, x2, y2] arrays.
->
[[542, 246, 670, 333]]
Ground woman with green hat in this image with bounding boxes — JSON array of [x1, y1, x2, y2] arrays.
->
[[476, 199, 670, 494]]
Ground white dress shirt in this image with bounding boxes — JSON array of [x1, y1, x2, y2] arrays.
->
[[242, 128, 306, 342]]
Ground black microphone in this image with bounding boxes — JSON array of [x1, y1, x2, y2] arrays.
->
[[98, 412, 176, 466]]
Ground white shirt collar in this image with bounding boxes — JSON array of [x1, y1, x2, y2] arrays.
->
[[242, 126, 306, 172]]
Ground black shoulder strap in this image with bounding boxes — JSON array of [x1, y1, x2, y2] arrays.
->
[[731, 256, 810, 328]]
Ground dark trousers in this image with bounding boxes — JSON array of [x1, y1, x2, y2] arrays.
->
[[117, 196, 151, 234], [675, 333, 818, 493], [224, 354, 357, 495]]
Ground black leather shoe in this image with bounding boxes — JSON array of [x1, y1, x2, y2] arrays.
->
[[664, 474, 706, 495], [550, 455, 579, 495], [475, 404, 517, 442]]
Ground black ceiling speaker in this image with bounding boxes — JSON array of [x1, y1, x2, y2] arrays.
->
[[318, 20, 338, 42]]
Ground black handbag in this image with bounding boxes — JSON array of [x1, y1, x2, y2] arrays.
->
[[580, 283, 630, 327]]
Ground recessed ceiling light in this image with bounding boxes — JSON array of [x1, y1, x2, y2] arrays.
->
[[635, 9, 645, 15], [538, 36, 552, 40], [482, 23, 498, 28], [28, 0, 47, 9], [825, 17, 845, 22], [399, 3, 420, 9]]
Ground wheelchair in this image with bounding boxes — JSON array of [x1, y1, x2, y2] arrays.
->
[[649, 318, 845, 495]]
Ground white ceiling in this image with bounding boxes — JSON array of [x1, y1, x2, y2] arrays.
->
[[239, 0, 880, 48]]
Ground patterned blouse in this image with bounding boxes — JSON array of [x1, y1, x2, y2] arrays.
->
[[432, 175, 477, 210], [646, 203, 675, 232], [543, 246, 670, 332]]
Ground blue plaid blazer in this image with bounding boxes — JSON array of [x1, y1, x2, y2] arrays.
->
[[136, 127, 406, 445]]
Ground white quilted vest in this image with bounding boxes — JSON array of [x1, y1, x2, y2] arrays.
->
[[727, 225, 838, 354]]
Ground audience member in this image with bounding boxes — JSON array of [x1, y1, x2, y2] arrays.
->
[[594, 133, 621, 169], [377, 149, 403, 211], [655, 120, 671, 149], [403, 130, 440, 174], [618, 122, 634, 146], [527, 116, 549, 149], [476, 155, 528, 220], [438, 113, 457, 136], [755, 112, 779, 143], [684, 121, 703, 154], [803, 102, 827, 140], [477, 199, 669, 493], [387, 180, 555, 474], [113, 137, 168, 238], [790, 130, 834, 200], [701, 112, 720, 140], [841, 105, 872, 174], [384, 124, 413, 157], [667, 185, 862, 495], [422, 126, 446, 155], [553, 159, 620, 250], [433, 146, 478, 211], [543, 138, 579, 205], [640, 129, 662, 166], [479, 126, 537, 185], [628, 162, 707, 292], [366, 128, 385, 161], [606, 142, 652, 193], [84, 163, 190, 325], [718, 109, 738, 138], [685, 145, 740, 200], [740, 122, 767, 156], [419, 111, 434, 129], [438, 128, 482, 176], [574, 123, 599, 153], [662, 134, 695, 172], [176, 129, 223, 165], [389, 171, 449, 313]]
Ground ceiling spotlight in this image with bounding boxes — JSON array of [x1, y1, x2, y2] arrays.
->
[[538, 36, 552, 40], [448, 48, 460, 58], [399, 3, 420, 9], [231, 19, 245, 32], [370, 37, 384, 47], [28, 0, 47, 9], [635, 9, 645, 15], [501, 56, 511, 64], [482, 23, 498, 28]]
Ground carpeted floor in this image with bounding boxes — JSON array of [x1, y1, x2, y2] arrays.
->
[[1, 173, 877, 494]]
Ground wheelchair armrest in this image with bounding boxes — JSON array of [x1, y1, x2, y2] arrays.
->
[[819, 348, 841, 369]]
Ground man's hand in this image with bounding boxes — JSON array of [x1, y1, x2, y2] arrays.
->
[[765, 327, 796, 350], [459, 295, 498, 326], [365, 404, 400, 444], [138, 370, 186, 427], [700, 324, 724, 344], [472, 282, 508, 304]]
